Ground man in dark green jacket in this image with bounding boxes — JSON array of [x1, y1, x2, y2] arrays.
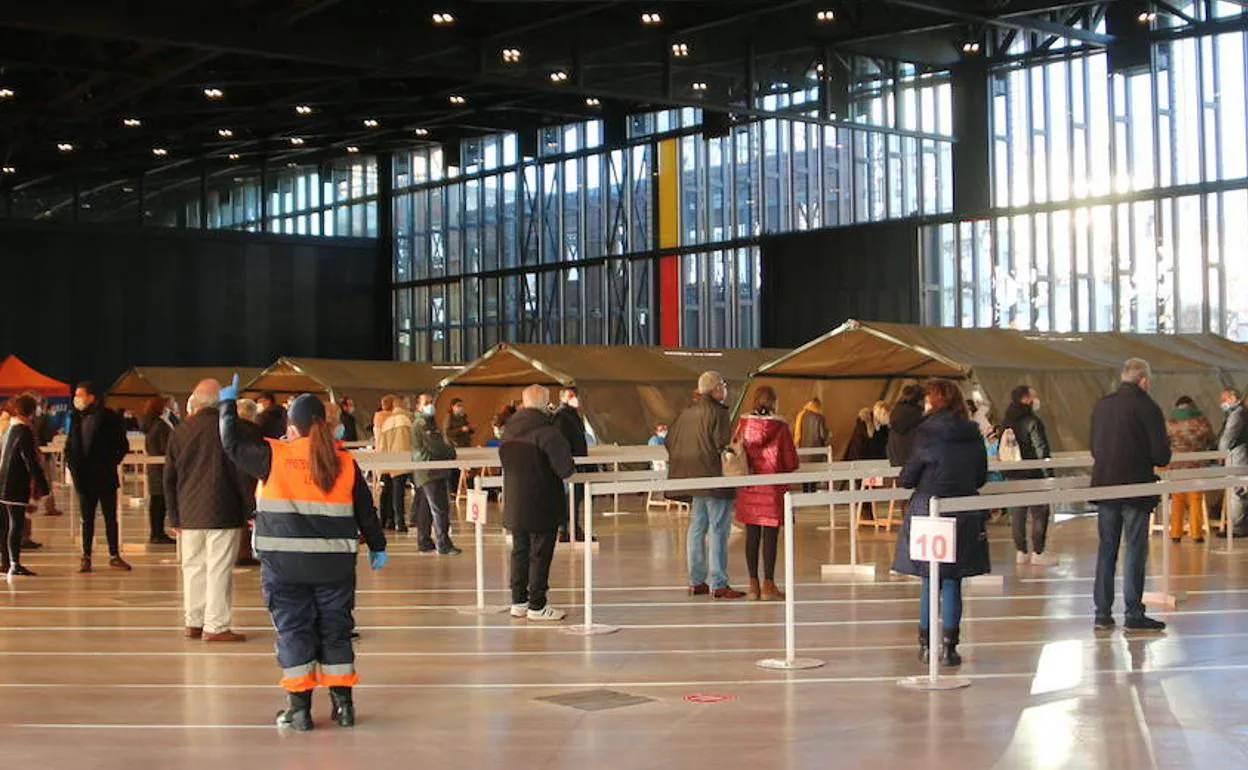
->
[[411, 392, 461, 555]]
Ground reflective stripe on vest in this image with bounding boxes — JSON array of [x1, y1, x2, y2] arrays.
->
[[254, 438, 358, 556]]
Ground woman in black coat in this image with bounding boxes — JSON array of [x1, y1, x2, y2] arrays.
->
[[0, 395, 50, 576], [891, 379, 990, 667], [142, 397, 176, 545]]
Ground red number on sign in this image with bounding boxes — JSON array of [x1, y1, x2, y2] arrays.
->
[[932, 535, 947, 561], [915, 533, 927, 559]]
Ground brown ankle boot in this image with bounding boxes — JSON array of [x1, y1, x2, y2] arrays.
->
[[747, 578, 761, 600], [761, 580, 785, 601]]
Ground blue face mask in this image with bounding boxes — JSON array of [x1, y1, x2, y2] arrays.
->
[[1223, 402, 1237, 413]]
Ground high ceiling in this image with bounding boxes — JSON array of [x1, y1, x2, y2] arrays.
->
[[0, 1, 1196, 186]]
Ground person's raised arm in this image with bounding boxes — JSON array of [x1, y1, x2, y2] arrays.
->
[[218, 374, 273, 481]]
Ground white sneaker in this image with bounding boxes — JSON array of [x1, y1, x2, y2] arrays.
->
[[527, 605, 566, 622], [1031, 552, 1059, 567], [1016, 551, 1030, 565], [510, 603, 528, 618]]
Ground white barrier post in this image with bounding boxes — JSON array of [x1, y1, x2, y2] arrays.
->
[[457, 477, 505, 616], [821, 478, 877, 580], [603, 461, 628, 517], [1214, 485, 1237, 555], [757, 492, 824, 670], [899, 498, 970, 691], [565, 481, 618, 636], [1145, 492, 1182, 609]]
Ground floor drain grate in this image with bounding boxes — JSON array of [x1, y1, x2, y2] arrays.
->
[[535, 689, 656, 712]]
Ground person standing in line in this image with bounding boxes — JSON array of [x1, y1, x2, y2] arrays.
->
[[892, 379, 990, 667], [887, 385, 926, 468], [65, 382, 131, 574], [411, 392, 461, 556], [1166, 395, 1218, 544], [667, 371, 745, 600], [142, 396, 177, 545], [1217, 388, 1248, 538], [443, 398, 475, 448], [794, 398, 829, 493], [336, 396, 359, 443], [219, 380, 387, 731], [648, 423, 669, 447], [164, 380, 250, 643], [1001, 385, 1057, 567], [29, 396, 63, 518], [0, 395, 49, 576], [735, 386, 799, 601], [501, 385, 575, 622], [375, 395, 414, 533], [233, 399, 264, 568], [1091, 358, 1172, 633], [552, 386, 592, 542], [255, 392, 288, 441]]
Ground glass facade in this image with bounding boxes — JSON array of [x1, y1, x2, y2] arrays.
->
[[925, 8, 1248, 340]]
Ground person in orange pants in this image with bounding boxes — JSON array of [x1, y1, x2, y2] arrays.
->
[[1166, 396, 1217, 543]]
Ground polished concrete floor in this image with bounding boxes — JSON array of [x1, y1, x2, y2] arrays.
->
[[3, 491, 1248, 770]]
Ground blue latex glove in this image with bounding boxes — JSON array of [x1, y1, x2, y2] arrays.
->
[[369, 551, 388, 571], [219, 373, 241, 403]]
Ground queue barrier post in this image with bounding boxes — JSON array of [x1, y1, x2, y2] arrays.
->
[[564, 481, 618, 636], [756, 492, 824, 671], [456, 476, 507, 616], [603, 460, 628, 517], [1144, 491, 1183, 609], [821, 475, 878, 581], [1214, 484, 1236, 555], [899, 497, 971, 692]]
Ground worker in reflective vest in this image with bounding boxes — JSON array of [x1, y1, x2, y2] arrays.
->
[[218, 378, 387, 732]]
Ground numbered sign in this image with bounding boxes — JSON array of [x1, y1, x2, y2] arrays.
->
[[909, 516, 957, 564], [465, 489, 488, 525]]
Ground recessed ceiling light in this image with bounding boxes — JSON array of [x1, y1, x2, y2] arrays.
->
[[1137, 11, 1157, 22], [961, 41, 982, 54], [413, 128, 431, 136], [289, 137, 305, 146], [152, 147, 168, 157], [217, 128, 234, 138], [122, 117, 142, 128], [671, 42, 689, 57], [641, 11, 662, 25], [203, 87, 224, 99], [432, 11, 455, 25], [363, 118, 380, 128], [449, 95, 466, 105], [1, 166, 15, 174], [0, 88, 14, 99], [816, 9, 835, 22], [691, 81, 708, 92], [56, 142, 74, 152], [549, 70, 569, 83], [346, 145, 360, 154], [502, 47, 522, 63], [294, 104, 314, 115], [227, 153, 241, 160], [585, 97, 601, 107]]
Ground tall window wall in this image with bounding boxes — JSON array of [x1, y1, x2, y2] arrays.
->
[[925, 8, 1248, 340]]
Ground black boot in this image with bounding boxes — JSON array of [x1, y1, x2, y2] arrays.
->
[[918, 627, 930, 663], [329, 686, 355, 728], [276, 690, 314, 731], [941, 629, 962, 667]]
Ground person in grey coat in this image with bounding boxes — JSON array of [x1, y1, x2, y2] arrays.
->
[[1219, 388, 1248, 538]]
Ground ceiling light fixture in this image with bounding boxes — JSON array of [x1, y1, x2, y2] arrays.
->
[[289, 137, 305, 146], [585, 97, 601, 107], [549, 70, 569, 83], [1137, 11, 1157, 22], [1, 166, 15, 174], [363, 118, 380, 128], [227, 153, 241, 160], [432, 11, 455, 25], [449, 95, 466, 105], [671, 42, 689, 57], [691, 81, 708, 92], [502, 47, 522, 63], [56, 142, 74, 152], [294, 104, 314, 115], [816, 9, 835, 22], [413, 127, 431, 136], [203, 87, 224, 99], [152, 147, 168, 157], [641, 11, 662, 25], [961, 41, 982, 54], [0, 88, 15, 99], [122, 117, 142, 127], [217, 128, 234, 138], [286, 162, 298, 168], [346, 146, 360, 154]]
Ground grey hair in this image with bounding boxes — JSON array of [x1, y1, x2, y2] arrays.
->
[[236, 399, 259, 422], [522, 384, 551, 410], [697, 371, 725, 395], [188, 379, 222, 414], [1121, 358, 1152, 385]]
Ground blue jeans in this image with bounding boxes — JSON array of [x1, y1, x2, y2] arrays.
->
[[918, 577, 962, 630], [1094, 501, 1151, 620], [688, 497, 733, 589]]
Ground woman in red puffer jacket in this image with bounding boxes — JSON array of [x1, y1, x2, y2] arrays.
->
[[735, 386, 799, 601]]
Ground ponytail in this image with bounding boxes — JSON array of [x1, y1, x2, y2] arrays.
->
[[307, 418, 341, 493]]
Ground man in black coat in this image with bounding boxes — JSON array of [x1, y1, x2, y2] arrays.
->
[[255, 392, 288, 441], [1090, 359, 1172, 634], [1002, 385, 1056, 566], [338, 396, 360, 443], [501, 385, 575, 622], [65, 381, 131, 574], [551, 386, 591, 542]]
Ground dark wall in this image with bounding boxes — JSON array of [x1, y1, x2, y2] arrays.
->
[[759, 220, 922, 348], [0, 223, 389, 392]]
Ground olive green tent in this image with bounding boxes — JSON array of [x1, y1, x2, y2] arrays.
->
[[108, 366, 260, 414], [243, 357, 457, 418]]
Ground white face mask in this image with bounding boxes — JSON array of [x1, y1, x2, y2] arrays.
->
[[493, 426, 504, 439], [73, 397, 89, 411], [1031, 399, 1042, 414], [421, 404, 435, 417], [1223, 401, 1237, 413], [566, 397, 580, 410], [657, 430, 668, 439]]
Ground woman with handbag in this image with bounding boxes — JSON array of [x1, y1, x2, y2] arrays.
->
[[734, 386, 799, 600]]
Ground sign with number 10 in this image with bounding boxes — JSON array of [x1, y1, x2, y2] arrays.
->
[[909, 516, 957, 564]]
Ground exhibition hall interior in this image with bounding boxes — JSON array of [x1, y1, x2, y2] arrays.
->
[[2, 1, 1248, 768]]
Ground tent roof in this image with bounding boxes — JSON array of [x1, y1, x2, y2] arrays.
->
[[109, 366, 261, 402], [439, 344, 700, 388], [653, 347, 790, 386], [0, 355, 70, 397], [246, 358, 454, 401]]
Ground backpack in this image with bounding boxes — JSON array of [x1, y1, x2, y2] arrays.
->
[[998, 428, 1022, 463], [721, 423, 749, 477]]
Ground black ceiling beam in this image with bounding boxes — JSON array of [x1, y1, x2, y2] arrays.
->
[[875, 0, 1114, 45]]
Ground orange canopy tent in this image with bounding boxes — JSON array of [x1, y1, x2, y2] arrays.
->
[[0, 355, 71, 398]]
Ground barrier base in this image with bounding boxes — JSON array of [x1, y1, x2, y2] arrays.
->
[[756, 657, 825, 671], [563, 541, 602, 554], [1210, 545, 1240, 556], [964, 574, 1006, 593], [1143, 590, 1184, 609], [455, 605, 509, 616], [601, 511, 632, 518], [820, 563, 876, 580], [121, 542, 176, 555], [898, 675, 972, 691], [563, 623, 619, 636]]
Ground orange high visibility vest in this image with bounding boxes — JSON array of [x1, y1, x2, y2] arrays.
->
[[255, 438, 358, 555]]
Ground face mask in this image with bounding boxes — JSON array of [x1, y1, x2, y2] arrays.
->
[[658, 430, 668, 439], [1223, 402, 1236, 413], [567, 398, 580, 410], [493, 426, 504, 439], [422, 404, 435, 417], [923, 400, 933, 415], [1031, 399, 1041, 414], [73, 397, 89, 411], [35, 407, 44, 417]]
